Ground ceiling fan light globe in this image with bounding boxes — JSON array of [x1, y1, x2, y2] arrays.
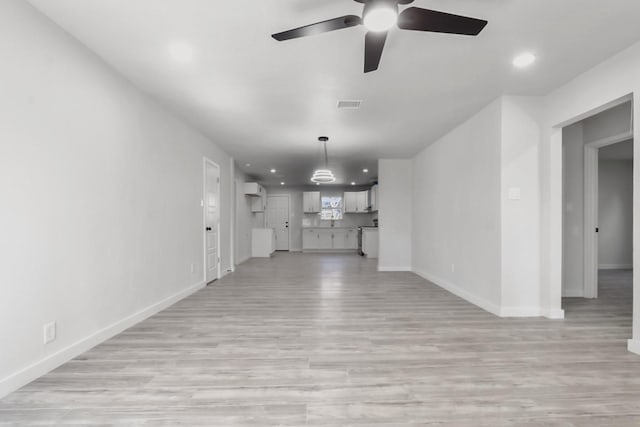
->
[[364, 7, 397, 32]]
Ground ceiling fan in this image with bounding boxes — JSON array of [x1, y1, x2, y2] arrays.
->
[[272, 0, 488, 73]]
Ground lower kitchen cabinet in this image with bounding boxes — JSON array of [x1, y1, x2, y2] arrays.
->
[[317, 230, 333, 249], [362, 228, 379, 258], [303, 229, 319, 250], [345, 228, 357, 249], [302, 228, 358, 251]]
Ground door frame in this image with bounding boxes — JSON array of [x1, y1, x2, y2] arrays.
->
[[550, 93, 633, 317], [267, 194, 291, 251], [583, 131, 634, 298], [203, 157, 221, 283]]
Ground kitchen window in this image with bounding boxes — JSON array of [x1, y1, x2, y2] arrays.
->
[[321, 196, 343, 220]]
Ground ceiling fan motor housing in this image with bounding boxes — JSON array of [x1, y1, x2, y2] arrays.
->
[[362, 0, 399, 17], [353, 0, 414, 4]]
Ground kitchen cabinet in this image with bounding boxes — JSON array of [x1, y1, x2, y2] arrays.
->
[[244, 182, 265, 196], [317, 230, 333, 249], [251, 191, 267, 212], [303, 229, 319, 249], [251, 228, 275, 258], [343, 192, 357, 213], [357, 191, 369, 212], [345, 228, 358, 249], [302, 228, 358, 251], [245, 182, 267, 212], [332, 230, 346, 249], [370, 184, 378, 212], [362, 228, 379, 258], [344, 190, 369, 213], [303, 191, 321, 213]]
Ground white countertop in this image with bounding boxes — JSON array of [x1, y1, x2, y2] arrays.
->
[[302, 227, 359, 230]]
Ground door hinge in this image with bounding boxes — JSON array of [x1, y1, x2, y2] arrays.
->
[[595, 227, 599, 233], [217, 177, 220, 183]]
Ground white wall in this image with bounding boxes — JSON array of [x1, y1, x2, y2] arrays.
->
[[599, 159, 634, 269], [500, 97, 542, 314], [412, 100, 503, 313], [378, 159, 412, 271], [0, 0, 233, 397], [235, 167, 253, 264]]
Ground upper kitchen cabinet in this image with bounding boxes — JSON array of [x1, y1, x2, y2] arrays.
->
[[344, 190, 369, 213], [244, 182, 267, 212], [370, 184, 378, 212], [303, 191, 321, 213], [251, 192, 267, 212], [244, 182, 265, 196]]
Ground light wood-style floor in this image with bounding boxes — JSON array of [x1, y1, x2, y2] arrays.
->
[[1, 254, 638, 426]]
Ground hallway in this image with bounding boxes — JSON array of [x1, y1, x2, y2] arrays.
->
[[1, 254, 639, 426]]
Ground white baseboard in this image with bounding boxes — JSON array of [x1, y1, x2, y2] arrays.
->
[[562, 289, 584, 298], [0, 280, 206, 399], [599, 264, 633, 270], [541, 307, 565, 319], [412, 269, 546, 318], [378, 266, 412, 272], [413, 268, 502, 317], [499, 306, 543, 318], [629, 339, 640, 356], [302, 249, 359, 253]]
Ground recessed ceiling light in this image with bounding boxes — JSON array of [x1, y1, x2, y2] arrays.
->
[[513, 52, 536, 69], [337, 100, 362, 109], [245, 163, 251, 167], [363, 4, 398, 32], [168, 42, 194, 63], [280, 182, 285, 186], [363, 168, 369, 173], [316, 182, 320, 186], [270, 168, 277, 173], [351, 182, 356, 186]]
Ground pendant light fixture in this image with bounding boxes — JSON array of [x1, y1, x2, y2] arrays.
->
[[311, 136, 336, 184]]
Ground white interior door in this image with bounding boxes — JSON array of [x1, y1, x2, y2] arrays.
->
[[266, 195, 289, 251], [204, 160, 220, 283]]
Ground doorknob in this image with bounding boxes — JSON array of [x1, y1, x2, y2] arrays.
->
[[206, 227, 212, 231]]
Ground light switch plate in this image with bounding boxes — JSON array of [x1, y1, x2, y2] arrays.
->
[[508, 187, 522, 200], [43, 321, 56, 344]]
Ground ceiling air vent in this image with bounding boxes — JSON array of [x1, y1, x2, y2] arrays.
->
[[337, 100, 362, 109]]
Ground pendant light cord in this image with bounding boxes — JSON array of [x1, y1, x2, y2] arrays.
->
[[324, 141, 329, 168]]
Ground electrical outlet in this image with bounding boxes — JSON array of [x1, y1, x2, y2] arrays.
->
[[451, 263, 456, 273], [190, 263, 195, 273], [43, 321, 56, 344]]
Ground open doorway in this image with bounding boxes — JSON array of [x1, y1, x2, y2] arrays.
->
[[597, 140, 634, 306], [562, 100, 633, 303]]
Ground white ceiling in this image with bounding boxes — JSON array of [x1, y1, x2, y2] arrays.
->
[[27, 0, 640, 186]]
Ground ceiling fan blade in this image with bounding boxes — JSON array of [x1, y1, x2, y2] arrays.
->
[[397, 7, 487, 36], [364, 31, 388, 73], [272, 15, 361, 41]]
